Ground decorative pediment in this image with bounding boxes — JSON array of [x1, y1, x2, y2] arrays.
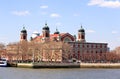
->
[[61, 33, 74, 42]]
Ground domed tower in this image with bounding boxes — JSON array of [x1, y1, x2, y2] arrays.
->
[[54, 28, 61, 41], [20, 27, 27, 42], [54, 28, 60, 34], [42, 23, 50, 41], [78, 25, 86, 42]]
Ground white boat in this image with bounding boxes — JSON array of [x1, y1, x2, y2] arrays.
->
[[0, 58, 8, 67]]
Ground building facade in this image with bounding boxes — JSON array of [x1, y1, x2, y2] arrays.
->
[[19, 23, 108, 62], [6, 23, 109, 62]]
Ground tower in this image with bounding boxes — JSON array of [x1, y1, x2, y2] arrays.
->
[[54, 28, 60, 34], [20, 27, 27, 42], [54, 28, 61, 41], [78, 25, 86, 42], [42, 23, 50, 42]]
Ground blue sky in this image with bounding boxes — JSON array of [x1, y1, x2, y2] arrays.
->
[[0, 0, 120, 50]]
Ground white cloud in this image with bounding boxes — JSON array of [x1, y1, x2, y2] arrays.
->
[[88, 0, 120, 8], [86, 29, 96, 33], [40, 5, 48, 9], [50, 13, 61, 18], [12, 11, 30, 16], [88, 0, 103, 5], [112, 31, 119, 34]]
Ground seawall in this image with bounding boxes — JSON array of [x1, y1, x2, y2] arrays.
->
[[15, 63, 120, 68], [17, 63, 80, 68], [80, 63, 120, 68]]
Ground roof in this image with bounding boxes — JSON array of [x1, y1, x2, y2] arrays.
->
[[21, 27, 27, 33], [78, 25, 85, 32], [32, 33, 72, 41]]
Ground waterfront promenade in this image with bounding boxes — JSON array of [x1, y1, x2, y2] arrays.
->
[[17, 62, 80, 68], [12, 62, 120, 68]]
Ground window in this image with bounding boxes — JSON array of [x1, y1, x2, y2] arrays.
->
[[87, 44, 89, 48], [96, 51, 98, 54], [23, 35, 26, 39], [82, 35, 84, 39], [91, 51, 93, 53], [91, 45, 93, 48], [82, 44, 84, 48], [104, 45, 106, 48], [73, 44, 75, 47], [46, 33, 49, 37], [96, 45, 98, 48], [87, 50, 89, 53], [64, 37, 71, 42]]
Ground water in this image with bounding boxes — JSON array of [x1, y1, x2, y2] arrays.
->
[[0, 67, 120, 79]]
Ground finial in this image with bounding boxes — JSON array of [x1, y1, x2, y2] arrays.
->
[[23, 27, 25, 30], [22, 24, 26, 30], [81, 24, 83, 29], [45, 20, 47, 25], [54, 26, 60, 34], [56, 26, 58, 32]]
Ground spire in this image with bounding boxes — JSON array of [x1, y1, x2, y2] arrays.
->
[[44, 21, 48, 28], [78, 24, 85, 32], [23, 26, 25, 30], [56, 27, 58, 32], [21, 25, 27, 33], [81, 24, 83, 29], [20, 26, 27, 42], [45, 20, 47, 26], [54, 27, 60, 34], [22, 24, 25, 29], [45, 23, 47, 26], [78, 24, 86, 42], [43, 21, 49, 30]]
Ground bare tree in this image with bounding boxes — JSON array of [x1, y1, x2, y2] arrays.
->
[[42, 41, 61, 62], [39, 41, 72, 62], [19, 41, 28, 62], [61, 42, 72, 62], [0, 43, 5, 58], [115, 46, 120, 54], [0, 43, 5, 50]]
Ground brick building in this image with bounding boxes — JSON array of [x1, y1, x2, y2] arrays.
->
[[5, 23, 108, 62], [19, 23, 108, 62]]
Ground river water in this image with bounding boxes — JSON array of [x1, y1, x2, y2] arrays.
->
[[0, 67, 120, 79]]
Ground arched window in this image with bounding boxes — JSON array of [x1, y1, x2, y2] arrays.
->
[[63, 37, 72, 42], [46, 33, 49, 37], [23, 35, 26, 39], [82, 35, 84, 39]]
